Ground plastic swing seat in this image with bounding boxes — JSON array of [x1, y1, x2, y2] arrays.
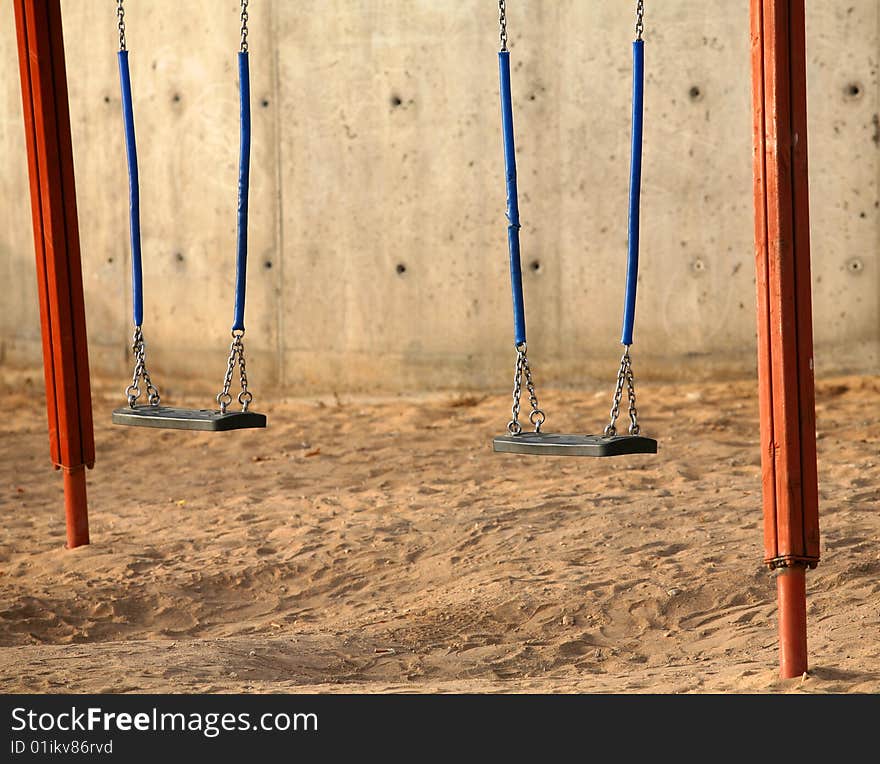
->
[[493, 431, 657, 457], [112, 405, 266, 431]]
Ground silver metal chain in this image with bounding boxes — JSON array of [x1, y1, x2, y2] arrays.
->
[[507, 343, 545, 435], [635, 0, 645, 41], [124, 326, 161, 408], [117, 0, 126, 51], [240, 0, 249, 53], [604, 346, 640, 437], [498, 0, 508, 52], [217, 330, 254, 414]]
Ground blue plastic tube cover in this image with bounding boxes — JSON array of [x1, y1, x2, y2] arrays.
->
[[498, 51, 527, 347], [621, 39, 644, 347], [232, 51, 251, 333], [118, 50, 143, 327]]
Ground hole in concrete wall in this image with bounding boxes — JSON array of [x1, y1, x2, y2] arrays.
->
[[688, 85, 703, 102], [172, 92, 181, 103], [103, 95, 111, 104], [846, 258, 864, 274], [107, 257, 114, 264], [691, 258, 707, 274], [261, 98, 270, 108], [390, 94, 403, 108], [175, 252, 184, 263], [264, 260, 273, 269], [530, 260, 541, 273], [396, 263, 407, 275], [844, 82, 863, 100]]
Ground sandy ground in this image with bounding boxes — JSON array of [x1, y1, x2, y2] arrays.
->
[[0, 371, 878, 694]]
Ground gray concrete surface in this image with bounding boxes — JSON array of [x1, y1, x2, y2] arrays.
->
[[0, 1, 877, 397]]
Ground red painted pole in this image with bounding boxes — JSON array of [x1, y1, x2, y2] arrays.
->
[[750, 0, 820, 678], [14, 0, 94, 548], [777, 566, 808, 676], [63, 467, 90, 549]]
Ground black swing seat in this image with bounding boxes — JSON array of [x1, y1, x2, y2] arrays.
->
[[493, 431, 657, 458], [112, 405, 267, 432]]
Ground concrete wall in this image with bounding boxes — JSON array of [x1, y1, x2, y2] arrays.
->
[[1, 1, 877, 396]]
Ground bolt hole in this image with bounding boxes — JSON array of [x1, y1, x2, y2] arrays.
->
[[845, 82, 862, 99], [390, 94, 403, 108], [396, 263, 407, 275], [261, 98, 269, 108], [103, 95, 111, 104], [692, 258, 706, 273], [530, 260, 541, 272], [175, 252, 184, 263], [689, 85, 703, 101], [107, 257, 114, 264], [264, 260, 273, 269], [847, 258, 864, 273], [172, 93, 181, 103]]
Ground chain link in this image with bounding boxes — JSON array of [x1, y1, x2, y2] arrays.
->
[[240, 0, 249, 53], [124, 326, 161, 408], [635, 0, 645, 41], [507, 344, 545, 435], [498, 0, 508, 52], [217, 330, 253, 414], [604, 346, 640, 437], [508, 351, 523, 434], [116, 0, 126, 51], [625, 359, 640, 434]]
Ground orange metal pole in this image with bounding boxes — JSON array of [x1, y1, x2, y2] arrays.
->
[[63, 467, 90, 548], [14, 0, 95, 548], [777, 566, 807, 677], [750, 0, 820, 678]]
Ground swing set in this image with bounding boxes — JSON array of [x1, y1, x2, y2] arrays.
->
[[491, 1, 657, 458], [11, 0, 822, 680], [110, 0, 266, 432]]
